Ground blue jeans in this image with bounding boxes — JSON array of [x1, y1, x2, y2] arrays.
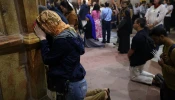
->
[[66, 78, 87, 100]]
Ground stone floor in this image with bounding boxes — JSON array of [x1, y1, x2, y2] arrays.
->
[[80, 29, 175, 100]]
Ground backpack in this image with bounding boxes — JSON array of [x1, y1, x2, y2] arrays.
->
[[141, 32, 157, 61]]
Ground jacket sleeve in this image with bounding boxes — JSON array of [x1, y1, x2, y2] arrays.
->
[[40, 39, 68, 65], [162, 49, 175, 75]]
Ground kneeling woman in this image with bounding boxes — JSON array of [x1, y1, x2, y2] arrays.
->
[[84, 14, 104, 47], [34, 10, 87, 100]]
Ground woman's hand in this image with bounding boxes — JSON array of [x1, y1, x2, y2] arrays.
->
[[34, 24, 46, 40]]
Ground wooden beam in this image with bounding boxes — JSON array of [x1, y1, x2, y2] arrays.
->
[[38, 0, 46, 5]]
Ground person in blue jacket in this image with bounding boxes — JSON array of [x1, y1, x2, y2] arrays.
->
[[34, 10, 87, 100]]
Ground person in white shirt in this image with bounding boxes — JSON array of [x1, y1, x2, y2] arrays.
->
[[132, 3, 140, 24], [140, 2, 147, 18], [90, 2, 96, 13], [145, 0, 167, 29], [164, 0, 174, 34]]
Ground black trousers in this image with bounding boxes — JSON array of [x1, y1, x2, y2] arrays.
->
[[160, 83, 175, 100], [102, 20, 111, 43], [164, 17, 171, 33]]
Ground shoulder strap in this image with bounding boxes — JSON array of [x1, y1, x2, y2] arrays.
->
[[168, 44, 175, 57], [103, 8, 109, 20]]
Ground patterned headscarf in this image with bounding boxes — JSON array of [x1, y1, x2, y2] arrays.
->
[[36, 10, 70, 36]]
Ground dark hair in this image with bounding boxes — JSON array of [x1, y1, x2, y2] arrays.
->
[[38, 5, 48, 14], [158, 0, 163, 4], [135, 18, 146, 28], [60, 1, 73, 11], [93, 4, 100, 11], [83, 0, 86, 4], [150, 27, 167, 37], [101, 4, 105, 7], [49, 0, 54, 3], [105, 2, 109, 7]]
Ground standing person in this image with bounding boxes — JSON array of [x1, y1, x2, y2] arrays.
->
[[128, 0, 134, 19], [117, 1, 132, 54], [171, 0, 175, 29], [79, 0, 90, 20], [90, 2, 97, 13], [140, 1, 147, 18], [111, 11, 117, 29], [91, 4, 102, 40], [60, 1, 79, 30], [164, 0, 173, 34], [100, 4, 105, 12], [46, 0, 69, 24], [150, 27, 175, 100], [128, 18, 155, 85], [132, 3, 140, 25], [145, 0, 167, 30], [101, 2, 112, 43], [34, 10, 87, 100]]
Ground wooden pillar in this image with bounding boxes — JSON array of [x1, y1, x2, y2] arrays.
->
[[38, 0, 46, 5], [22, 0, 48, 99], [0, 0, 20, 35], [23, 0, 39, 33], [0, 0, 48, 99]]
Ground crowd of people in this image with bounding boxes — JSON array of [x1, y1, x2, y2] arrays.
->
[[34, 0, 175, 100]]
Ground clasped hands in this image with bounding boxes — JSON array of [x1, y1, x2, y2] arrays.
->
[[158, 53, 169, 67]]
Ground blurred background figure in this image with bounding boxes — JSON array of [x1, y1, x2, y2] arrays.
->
[[164, 0, 173, 34], [60, 0, 79, 30], [79, 0, 90, 20], [132, 3, 140, 25], [91, 4, 102, 40], [83, 14, 105, 47], [140, 1, 147, 18], [117, 1, 132, 54], [111, 10, 117, 29], [145, 0, 167, 30], [101, 2, 112, 43]]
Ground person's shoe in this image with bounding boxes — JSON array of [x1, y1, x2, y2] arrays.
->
[[106, 41, 110, 43], [102, 41, 106, 43], [152, 74, 164, 87]]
